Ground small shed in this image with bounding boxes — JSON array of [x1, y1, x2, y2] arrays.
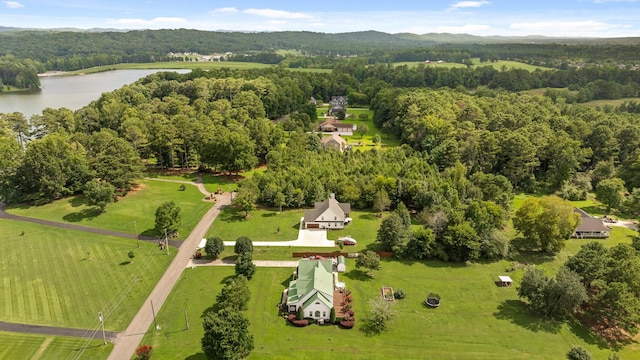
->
[[197, 238, 207, 250], [337, 255, 346, 273], [498, 275, 513, 287]]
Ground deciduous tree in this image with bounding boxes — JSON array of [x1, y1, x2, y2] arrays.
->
[[235, 252, 256, 280], [205, 236, 225, 259], [216, 276, 251, 311], [596, 177, 627, 212], [513, 196, 580, 253], [356, 250, 381, 277], [154, 201, 181, 236], [83, 179, 116, 212], [201, 307, 254, 360], [376, 213, 408, 252]]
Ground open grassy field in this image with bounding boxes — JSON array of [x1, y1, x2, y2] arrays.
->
[[5, 180, 212, 240], [62, 62, 331, 75], [142, 256, 635, 359], [0, 331, 112, 360], [0, 219, 174, 330], [145, 169, 239, 194], [207, 206, 304, 242], [579, 97, 640, 108], [394, 58, 554, 72]]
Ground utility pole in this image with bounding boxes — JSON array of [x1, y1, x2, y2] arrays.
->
[[134, 221, 139, 248], [184, 308, 190, 330], [98, 311, 106, 344], [151, 300, 159, 330]]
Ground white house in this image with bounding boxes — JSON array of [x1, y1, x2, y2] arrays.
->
[[285, 259, 335, 320], [303, 194, 351, 229]]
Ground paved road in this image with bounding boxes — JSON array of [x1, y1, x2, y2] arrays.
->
[[0, 321, 119, 342], [107, 192, 231, 360]]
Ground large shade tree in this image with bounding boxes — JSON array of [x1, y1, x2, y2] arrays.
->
[[201, 307, 254, 360], [513, 195, 580, 253]]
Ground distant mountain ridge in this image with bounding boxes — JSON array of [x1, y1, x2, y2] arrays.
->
[[1, 28, 639, 63]]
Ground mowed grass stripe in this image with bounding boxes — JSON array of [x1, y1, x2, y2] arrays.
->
[[0, 219, 174, 330], [0, 331, 111, 360]]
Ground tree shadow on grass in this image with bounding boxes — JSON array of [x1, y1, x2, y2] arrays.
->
[[119, 261, 131, 266], [184, 353, 206, 360], [69, 195, 87, 208], [261, 212, 276, 218], [141, 228, 159, 238], [493, 299, 562, 334], [217, 206, 245, 223], [566, 318, 622, 351], [343, 269, 372, 281], [62, 207, 102, 222]]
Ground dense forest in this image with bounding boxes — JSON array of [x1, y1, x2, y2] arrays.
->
[[1, 28, 640, 79]]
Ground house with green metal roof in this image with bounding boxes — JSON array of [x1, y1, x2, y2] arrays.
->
[[285, 259, 335, 320]]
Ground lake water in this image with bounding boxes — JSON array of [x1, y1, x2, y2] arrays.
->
[[0, 69, 190, 118]]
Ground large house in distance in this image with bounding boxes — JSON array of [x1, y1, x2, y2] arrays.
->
[[285, 259, 335, 320], [303, 194, 351, 229], [318, 118, 356, 134], [572, 207, 610, 239], [329, 96, 348, 116], [321, 133, 347, 152]]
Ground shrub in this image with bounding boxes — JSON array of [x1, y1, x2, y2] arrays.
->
[[394, 289, 406, 299], [567, 346, 592, 360], [339, 320, 355, 329], [179, 184, 186, 191], [135, 344, 153, 360], [292, 319, 308, 327]]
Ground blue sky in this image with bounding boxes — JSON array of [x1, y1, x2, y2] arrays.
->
[[1, 0, 639, 37]]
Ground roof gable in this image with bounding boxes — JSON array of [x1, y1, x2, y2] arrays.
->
[[287, 259, 334, 305], [304, 195, 350, 223]]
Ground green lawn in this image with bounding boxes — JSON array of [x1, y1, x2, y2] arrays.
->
[[0, 219, 175, 330], [142, 257, 634, 359], [0, 331, 112, 360], [6, 180, 212, 240], [578, 97, 640, 108], [207, 207, 304, 241], [393, 59, 554, 72]]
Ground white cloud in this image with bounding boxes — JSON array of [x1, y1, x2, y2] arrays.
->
[[243, 8, 312, 19], [4, 1, 24, 8], [210, 7, 238, 14], [113, 17, 187, 26], [510, 20, 613, 32], [450, 1, 490, 9], [268, 20, 287, 25]]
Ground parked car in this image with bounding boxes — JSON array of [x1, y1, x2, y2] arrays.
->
[[338, 236, 357, 246]]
